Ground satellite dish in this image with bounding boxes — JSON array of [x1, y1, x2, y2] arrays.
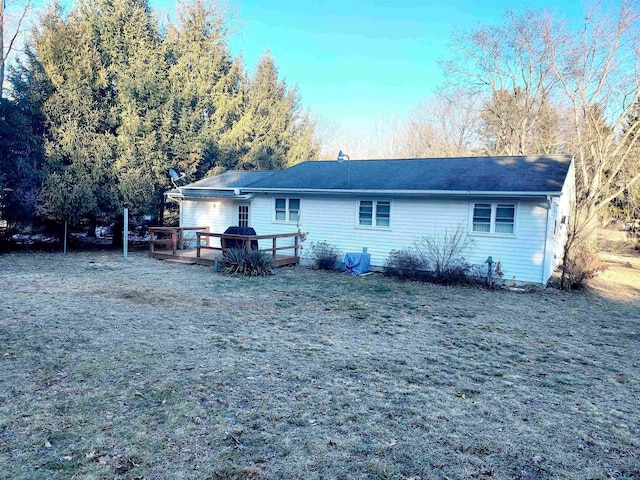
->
[[169, 168, 186, 188]]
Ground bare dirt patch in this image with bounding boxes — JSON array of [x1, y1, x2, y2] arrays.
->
[[592, 229, 640, 303], [0, 251, 639, 479]]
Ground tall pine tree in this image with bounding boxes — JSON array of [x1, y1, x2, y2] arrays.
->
[[23, 4, 118, 226], [236, 52, 318, 170], [10, 0, 320, 235], [83, 0, 170, 220], [164, 0, 244, 178]]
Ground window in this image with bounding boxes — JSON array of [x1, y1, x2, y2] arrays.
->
[[238, 205, 249, 227], [288, 199, 300, 222], [472, 203, 492, 232], [495, 204, 515, 233], [472, 203, 515, 234], [358, 200, 391, 227], [275, 198, 301, 222]]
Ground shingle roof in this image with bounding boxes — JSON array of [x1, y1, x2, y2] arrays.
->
[[183, 170, 277, 189], [242, 156, 572, 193], [177, 156, 573, 196]]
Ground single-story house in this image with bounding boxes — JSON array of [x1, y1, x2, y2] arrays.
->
[[167, 155, 575, 285]]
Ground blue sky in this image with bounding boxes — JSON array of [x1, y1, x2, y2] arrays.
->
[[154, 0, 588, 153]]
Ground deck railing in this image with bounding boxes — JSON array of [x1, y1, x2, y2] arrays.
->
[[195, 231, 300, 260], [148, 227, 301, 267], [149, 226, 209, 255]]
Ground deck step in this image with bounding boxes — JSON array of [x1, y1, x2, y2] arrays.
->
[[163, 258, 197, 264]]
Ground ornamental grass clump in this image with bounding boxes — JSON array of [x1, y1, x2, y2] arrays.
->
[[223, 249, 274, 276]]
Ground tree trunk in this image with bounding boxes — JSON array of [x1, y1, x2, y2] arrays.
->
[[1, 0, 5, 100], [56, 221, 67, 251], [87, 214, 97, 238], [112, 217, 123, 248]]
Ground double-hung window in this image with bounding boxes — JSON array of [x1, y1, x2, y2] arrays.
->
[[358, 200, 390, 228], [472, 203, 515, 234], [275, 198, 301, 222]]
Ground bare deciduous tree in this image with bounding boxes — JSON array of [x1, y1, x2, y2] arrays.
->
[[400, 89, 483, 157], [1, 0, 34, 99], [542, 1, 640, 220], [441, 1, 640, 287], [480, 87, 561, 155], [442, 10, 561, 156]]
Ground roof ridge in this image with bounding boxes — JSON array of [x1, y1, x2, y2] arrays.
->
[[299, 154, 572, 163]]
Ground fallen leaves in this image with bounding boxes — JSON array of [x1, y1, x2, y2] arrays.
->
[[85, 451, 139, 475]]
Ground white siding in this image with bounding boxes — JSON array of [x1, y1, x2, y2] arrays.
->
[[468, 200, 548, 285], [248, 193, 549, 284], [180, 199, 236, 247], [543, 160, 576, 283], [179, 191, 567, 284], [181, 199, 235, 231]]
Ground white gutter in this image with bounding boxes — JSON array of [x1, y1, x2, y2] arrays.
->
[[165, 191, 183, 203], [167, 191, 256, 201], [240, 188, 563, 197], [177, 186, 244, 190]]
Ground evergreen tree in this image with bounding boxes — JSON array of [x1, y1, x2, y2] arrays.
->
[[0, 98, 43, 234], [236, 52, 318, 170], [21, 4, 118, 226], [164, 0, 244, 178], [82, 0, 171, 219], [287, 109, 320, 167], [9, 0, 320, 238]]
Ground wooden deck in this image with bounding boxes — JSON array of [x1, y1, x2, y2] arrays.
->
[[148, 227, 300, 268]]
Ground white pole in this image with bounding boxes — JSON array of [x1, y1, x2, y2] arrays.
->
[[123, 208, 128, 258], [63, 220, 67, 255]]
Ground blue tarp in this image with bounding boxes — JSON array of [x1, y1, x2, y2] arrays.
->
[[344, 252, 371, 276]]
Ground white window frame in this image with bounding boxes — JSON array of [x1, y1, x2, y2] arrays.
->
[[237, 204, 250, 227], [357, 199, 391, 229], [470, 202, 517, 236], [274, 197, 301, 223]]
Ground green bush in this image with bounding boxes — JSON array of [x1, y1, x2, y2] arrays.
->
[[222, 249, 274, 277], [309, 241, 341, 270]]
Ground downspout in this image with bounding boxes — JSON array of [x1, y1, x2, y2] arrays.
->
[[541, 195, 551, 286]]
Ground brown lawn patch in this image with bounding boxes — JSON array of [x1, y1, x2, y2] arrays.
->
[[0, 251, 638, 479], [592, 229, 640, 303]]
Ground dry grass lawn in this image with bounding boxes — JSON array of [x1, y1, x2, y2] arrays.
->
[[0, 251, 639, 479]]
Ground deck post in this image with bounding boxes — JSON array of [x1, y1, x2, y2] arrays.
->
[[272, 238, 277, 259], [196, 232, 201, 258], [205, 227, 210, 247], [171, 230, 177, 255], [294, 234, 299, 259]]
